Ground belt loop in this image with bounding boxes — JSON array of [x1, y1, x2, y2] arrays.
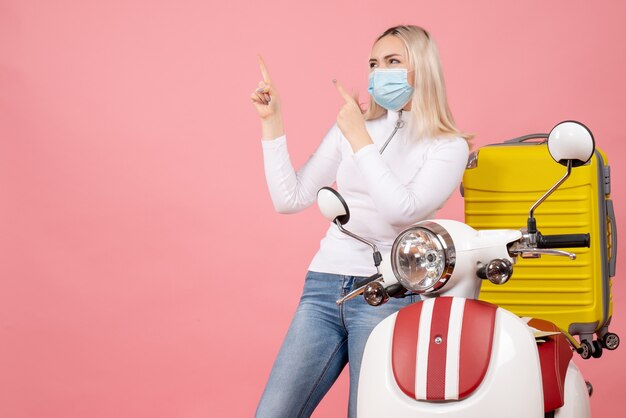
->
[[341, 275, 347, 290], [346, 275, 355, 291]]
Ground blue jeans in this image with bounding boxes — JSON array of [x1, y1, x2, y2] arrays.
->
[[255, 271, 416, 418]]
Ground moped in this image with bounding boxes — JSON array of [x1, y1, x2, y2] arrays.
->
[[316, 121, 601, 417]]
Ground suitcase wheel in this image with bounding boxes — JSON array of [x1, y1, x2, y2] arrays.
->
[[601, 332, 620, 350], [591, 340, 603, 358], [578, 341, 593, 359]]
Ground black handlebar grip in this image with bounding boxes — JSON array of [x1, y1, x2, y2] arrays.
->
[[537, 233, 590, 249], [388, 283, 408, 298]]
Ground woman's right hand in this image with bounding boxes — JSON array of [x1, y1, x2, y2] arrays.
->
[[251, 55, 281, 120], [252, 55, 285, 140]]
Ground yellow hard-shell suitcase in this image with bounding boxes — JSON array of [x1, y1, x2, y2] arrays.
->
[[462, 134, 618, 358]]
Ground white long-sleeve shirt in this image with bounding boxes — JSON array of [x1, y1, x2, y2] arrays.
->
[[261, 110, 469, 277]]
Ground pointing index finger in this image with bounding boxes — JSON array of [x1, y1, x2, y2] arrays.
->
[[333, 79, 353, 103], [258, 55, 272, 83]]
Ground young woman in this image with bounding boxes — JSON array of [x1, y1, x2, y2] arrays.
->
[[251, 25, 471, 418]]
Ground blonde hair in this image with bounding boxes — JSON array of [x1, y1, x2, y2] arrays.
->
[[364, 25, 472, 143]]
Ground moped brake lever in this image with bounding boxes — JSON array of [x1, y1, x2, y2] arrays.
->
[[510, 247, 577, 260]]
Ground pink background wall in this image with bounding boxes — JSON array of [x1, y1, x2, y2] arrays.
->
[[1, 0, 625, 417]]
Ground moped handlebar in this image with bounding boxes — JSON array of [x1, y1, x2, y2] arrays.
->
[[536, 233, 590, 249]]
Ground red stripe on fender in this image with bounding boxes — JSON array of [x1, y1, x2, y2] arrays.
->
[[458, 300, 498, 399], [426, 297, 453, 400], [392, 302, 423, 399]]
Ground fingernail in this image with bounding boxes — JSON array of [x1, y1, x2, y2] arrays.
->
[[332, 79, 337, 84], [256, 87, 264, 93]]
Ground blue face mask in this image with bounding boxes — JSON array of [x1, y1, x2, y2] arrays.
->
[[368, 69, 414, 111]]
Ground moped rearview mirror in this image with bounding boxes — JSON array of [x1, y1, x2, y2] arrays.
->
[[317, 187, 350, 225], [527, 120, 595, 235], [547, 121, 595, 167], [317, 187, 384, 303]]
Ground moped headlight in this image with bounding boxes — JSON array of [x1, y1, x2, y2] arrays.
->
[[391, 221, 455, 293]]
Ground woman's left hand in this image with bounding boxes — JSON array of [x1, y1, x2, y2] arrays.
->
[[334, 80, 373, 153]]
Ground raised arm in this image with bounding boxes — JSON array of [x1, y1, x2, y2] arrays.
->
[[252, 56, 342, 213]]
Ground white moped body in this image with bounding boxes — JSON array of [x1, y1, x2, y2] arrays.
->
[[358, 298, 590, 417]]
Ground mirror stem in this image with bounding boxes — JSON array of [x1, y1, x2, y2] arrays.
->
[[527, 160, 572, 234], [335, 220, 382, 270]]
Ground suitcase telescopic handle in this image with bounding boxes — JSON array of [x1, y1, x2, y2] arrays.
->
[[504, 133, 548, 143], [537, 233, 590, 249]]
